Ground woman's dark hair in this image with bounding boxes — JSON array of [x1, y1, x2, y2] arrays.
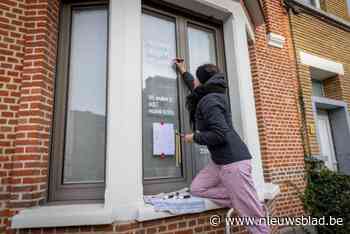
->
[[196, 64, 219, 84]]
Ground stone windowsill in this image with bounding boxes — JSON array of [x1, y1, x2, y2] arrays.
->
[[11, 183, 280, 229]]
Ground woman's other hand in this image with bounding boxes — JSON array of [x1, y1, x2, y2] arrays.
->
[[174, 58, 186, 75]]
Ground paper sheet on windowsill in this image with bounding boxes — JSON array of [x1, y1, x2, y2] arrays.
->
[[143, 188, 206, 215]]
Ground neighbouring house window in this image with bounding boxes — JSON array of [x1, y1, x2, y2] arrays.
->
[[142, 5, 225, 194], [312, 80, 325, 97], [49, 1, 108, 202], [304, 0, 321, 8]]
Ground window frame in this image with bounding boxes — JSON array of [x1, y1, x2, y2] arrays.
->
[[312, 79, 325, 97], [48, 0, 109, 204], [304, 0, 321, 8], [313, 0, 321, 9], [141, 3, 226, 195]]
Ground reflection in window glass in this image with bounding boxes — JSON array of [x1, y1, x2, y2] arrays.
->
[[188, 25, 217, 174], [303, 0, 319, 7], [63, 8, 107, 184], [312, 80, 325, 97], [188, 26, 217, 76], [142, 13, 182, 179]]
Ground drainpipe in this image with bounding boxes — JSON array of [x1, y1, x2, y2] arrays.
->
[[283, 0, 313, 158]]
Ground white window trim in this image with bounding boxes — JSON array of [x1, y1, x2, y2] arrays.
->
[[300, 51, 345, 75], [314, 0, 321, 9], [12, 0, 279, 229], [303, 0, 321, 9]]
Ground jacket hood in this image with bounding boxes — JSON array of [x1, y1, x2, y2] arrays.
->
[[204, 72, 228, 89]]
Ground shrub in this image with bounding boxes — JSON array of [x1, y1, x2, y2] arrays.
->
[[303, 158, 350, 234]]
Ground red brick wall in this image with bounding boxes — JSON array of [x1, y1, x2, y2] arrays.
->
[[251, 0, 307, 223], [1, 0, 26, 232], [0, 0, 307, 233], [0, 0, 60, 232], [323, 75, 343, 100], [8, 209, 254, 234]]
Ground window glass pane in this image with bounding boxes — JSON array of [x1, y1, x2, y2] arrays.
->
[[303, 0, 319, 7], [312, 80, 324, 97], [347, 0, 350, 14], [187, 25, 217, 174], [188, 26, 217, 76], [63, 8, 107, 184], [142, 13, 182, 179]]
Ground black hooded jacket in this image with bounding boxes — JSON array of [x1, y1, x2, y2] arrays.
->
[[183, 72, 252, 165]]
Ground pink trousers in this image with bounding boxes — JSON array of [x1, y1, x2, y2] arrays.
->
[[190, 159, 270, 234]]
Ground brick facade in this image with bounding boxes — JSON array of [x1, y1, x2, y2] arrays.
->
[[323, 75, 343, 100], [323, 0, 350, 21], [288, 6, 350, 157], [0, 0, 60, 232], [6, 209, 252, 234], [0, 0, 311, 233], [250, 0, 306, 219]]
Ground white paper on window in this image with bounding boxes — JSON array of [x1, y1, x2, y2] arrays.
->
[[153, 123, 175, 156]]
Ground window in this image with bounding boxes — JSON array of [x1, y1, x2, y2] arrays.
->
[[312, 80, 325, 97], [49, 1, 108, 202], [142, 5, 225, 194], [347, 0, 350, 15], [304, 0, 321, 8]]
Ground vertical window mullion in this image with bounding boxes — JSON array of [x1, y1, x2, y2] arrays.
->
[[177, 16, 194, 186], [49, 3, 73, 202]]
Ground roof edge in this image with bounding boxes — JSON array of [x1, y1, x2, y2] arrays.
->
[[284, 0, 350, 32], [242, 0, 266, 27]]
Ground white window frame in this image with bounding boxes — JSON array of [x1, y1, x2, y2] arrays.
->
[[312, 80, 325, 97], [306, 0, 321, 9], [314, 0, 321, 9], [12, 0, 279, 229]]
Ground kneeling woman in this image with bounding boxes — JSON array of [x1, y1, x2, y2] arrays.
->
[[174, 59, 270, 234]]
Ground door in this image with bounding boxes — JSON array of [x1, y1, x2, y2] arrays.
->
[[329, 107, 350, 175], [141, 5, 225, 194], [316, 110, 338, 171]]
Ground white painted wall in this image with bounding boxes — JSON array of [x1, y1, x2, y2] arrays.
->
[[105, 0, 144, 220], [223, 12, 265, 200]]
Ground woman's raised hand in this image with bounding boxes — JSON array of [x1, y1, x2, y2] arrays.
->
[[173, 58, 186, 75]]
